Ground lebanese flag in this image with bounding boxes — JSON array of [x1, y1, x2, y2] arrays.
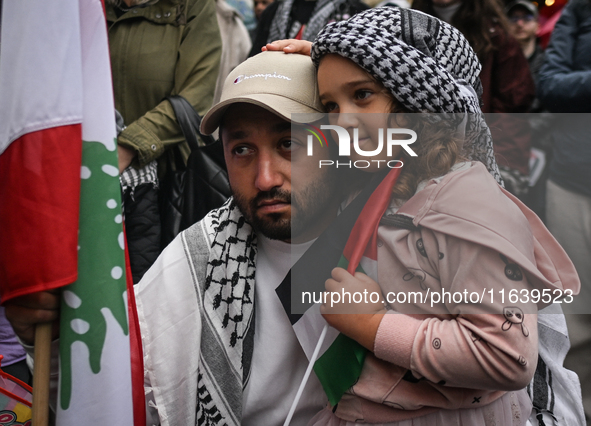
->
[[0, 0, 84, 299], [0, 1, 144, 424], [280, 166, 403, 406]]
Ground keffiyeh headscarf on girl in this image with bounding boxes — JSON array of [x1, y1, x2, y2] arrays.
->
[[311, 7, 503, 185]]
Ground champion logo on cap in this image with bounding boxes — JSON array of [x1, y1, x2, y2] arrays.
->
[[233, 72, 292, 84]]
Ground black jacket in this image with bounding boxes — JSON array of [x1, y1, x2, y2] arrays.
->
[[537, 0, 591, 197]]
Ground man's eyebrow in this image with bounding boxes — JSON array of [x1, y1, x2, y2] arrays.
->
[[222, 120, 291, 143], [271, 121, 291, 134], [224, 130, 249, 142]]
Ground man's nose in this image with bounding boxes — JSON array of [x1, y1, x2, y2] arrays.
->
[[255, 152, 285, 192]]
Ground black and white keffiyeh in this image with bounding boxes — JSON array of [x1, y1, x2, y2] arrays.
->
[[184, 198, 257, 426], [311, 7, 503, 185]]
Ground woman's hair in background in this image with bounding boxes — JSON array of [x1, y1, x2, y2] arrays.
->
[[412, 0, 511, 61]]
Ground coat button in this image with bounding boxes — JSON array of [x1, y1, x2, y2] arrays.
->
[[377, 240, 383, 247], [151, 144, 157, 150], [132, 9, 138, 13], [155, 13, 161, 18], [164, 12, 171, 17]]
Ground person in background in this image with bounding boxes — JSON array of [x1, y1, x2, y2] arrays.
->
[[412, 0, 535, 200], [254, 0, 274, 21], [225, 0, 258, 36], [106, 0, 221, 283], [215, 0, 252, 104], [0, 307, 29, 385], [506, 0, 544, 89], [249, 0, 275, 40], [506, 0, 552, 222], [248, 0, 368, 56], [537, 0, 591, 422]]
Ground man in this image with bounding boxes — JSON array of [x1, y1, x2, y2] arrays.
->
[[506, 0, 544, 86], [6, 51, 340, 425], [506, 0, 551, 222]]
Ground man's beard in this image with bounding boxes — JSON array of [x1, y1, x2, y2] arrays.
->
[[233, 177, 338, 241], [233, 188, 292, 241]]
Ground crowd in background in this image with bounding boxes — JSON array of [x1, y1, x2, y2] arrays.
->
[[1, 0, 589, 423]]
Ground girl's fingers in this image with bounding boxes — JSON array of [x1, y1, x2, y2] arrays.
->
[[263, 39, 313, 56], [325, 278, 339, 293], [330, 267, 350, 281]]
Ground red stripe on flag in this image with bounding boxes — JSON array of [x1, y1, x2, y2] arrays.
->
[[123, 226, 146, 426], [0, 125, 82, 302], [343, 166, 403, 274]]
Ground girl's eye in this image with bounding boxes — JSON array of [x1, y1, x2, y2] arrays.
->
[[323, 102, 338, 113], [232, 146, 253, 156], [355, 90, 372, 100]]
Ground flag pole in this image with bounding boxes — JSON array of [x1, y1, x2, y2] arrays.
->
[[32, 322, 52, 426], [283, 324, 329, 426]]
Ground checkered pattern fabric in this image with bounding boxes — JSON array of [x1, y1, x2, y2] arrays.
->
[[311, 7, 502, 184]]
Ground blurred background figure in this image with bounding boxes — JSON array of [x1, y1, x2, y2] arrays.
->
[[106, 0, 221, 283], [254, 0, 274, 21], [412, 0, 535, 200], [216, 0, 252, 104], [225, 0, 258, 37], [536, 0, 567, 49], [506, 0, 544, 88], [537, 0, 591, 422], [506, 0, 552, 222], [249, 0, 368, 55], [250, 0, 275, 39], [0, 307, 29, 385]]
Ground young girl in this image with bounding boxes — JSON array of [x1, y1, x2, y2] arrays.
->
[[265, 7, 579, 426]]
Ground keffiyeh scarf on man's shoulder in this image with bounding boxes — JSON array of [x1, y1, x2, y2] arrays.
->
[[183, 198, 257, 425]]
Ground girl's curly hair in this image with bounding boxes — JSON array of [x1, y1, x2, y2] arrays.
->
[[386, 94, 465, 201]]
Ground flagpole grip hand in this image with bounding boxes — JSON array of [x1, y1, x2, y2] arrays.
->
[[5, 290, 61, 346], [321, 267, 387, 351]]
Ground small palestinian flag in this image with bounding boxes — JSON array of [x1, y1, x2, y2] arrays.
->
[[279, 166, 403, 406]]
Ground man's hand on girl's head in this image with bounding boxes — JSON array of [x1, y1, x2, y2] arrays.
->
[[262, 39, 313, 56]]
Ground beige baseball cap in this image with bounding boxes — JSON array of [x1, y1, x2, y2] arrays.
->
[[200, 51, 324, 135]]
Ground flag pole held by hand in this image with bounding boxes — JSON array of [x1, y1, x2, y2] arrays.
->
[[32, 322, 52, 426]]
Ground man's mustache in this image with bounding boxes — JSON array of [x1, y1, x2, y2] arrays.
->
[[251, 188, 291, 208]]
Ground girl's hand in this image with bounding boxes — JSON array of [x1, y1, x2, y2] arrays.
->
[[262, 39, 313, 56], [320, 267, 387, 350]]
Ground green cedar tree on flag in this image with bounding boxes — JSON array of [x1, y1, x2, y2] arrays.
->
[[0, 0, 145, 424]]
